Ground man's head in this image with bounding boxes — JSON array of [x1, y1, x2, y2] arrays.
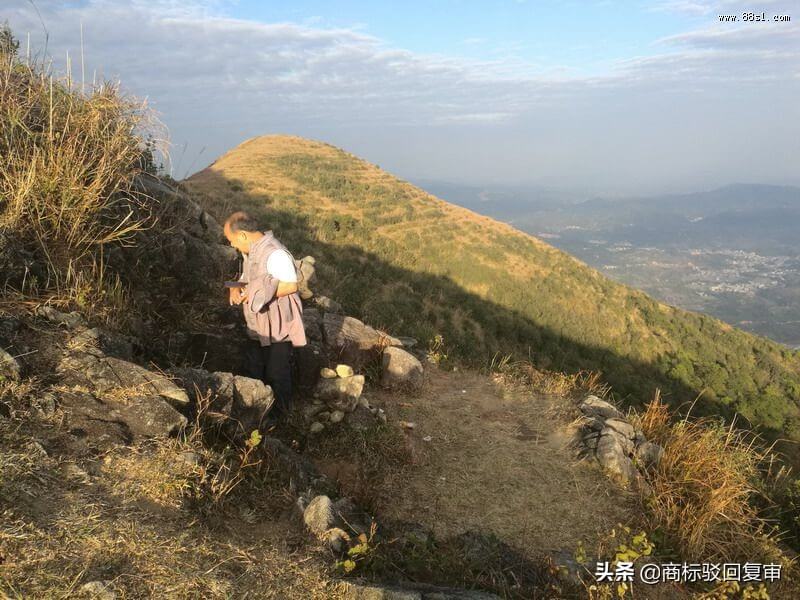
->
[[224, 211, 263, 254]]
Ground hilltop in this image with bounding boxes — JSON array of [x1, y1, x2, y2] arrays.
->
[[185, 135, 800, 446]]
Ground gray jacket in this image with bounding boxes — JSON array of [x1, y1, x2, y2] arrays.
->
[[240, 232, 307, 347]]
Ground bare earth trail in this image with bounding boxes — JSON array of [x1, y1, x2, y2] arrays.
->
[[370, 367, 635, 558]]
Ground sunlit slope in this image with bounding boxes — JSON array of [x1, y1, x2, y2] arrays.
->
[[186, 135, 800, 437]]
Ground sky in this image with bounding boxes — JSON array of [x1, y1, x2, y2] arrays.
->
[[5, 0, 800, 196]]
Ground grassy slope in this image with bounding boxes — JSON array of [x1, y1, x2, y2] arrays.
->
[[185, 135, 800, 440]]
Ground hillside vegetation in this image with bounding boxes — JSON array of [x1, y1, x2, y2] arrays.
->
[[186, 136, 800, 443]]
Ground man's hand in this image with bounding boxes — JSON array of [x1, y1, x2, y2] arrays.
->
[[229, 286, 247, 305]]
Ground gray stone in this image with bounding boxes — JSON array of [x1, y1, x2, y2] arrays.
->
[[35, 305, 86, 329], [0, 346, 21, 381], [316, 295, 343, 314], [583, 416, 605, 432], [315, 374, 365, 412], [604, 417, 635, 440], [79, 580, 116, 600], [321, 313, 400, 367], [635, 441, 664, 470], [303, 308, 323, 342], [596, 433, 638, 485], [330, 410, 345, 423], [59, 352, 189, 409], [600, 426, 634, 454], [310, 421, 325, 434], [381, 347, 424, 391], [582, 432, 600, 450], [579, 395, 623, 420], [304, 495, 336, 536], [68, 327, 137, 360]]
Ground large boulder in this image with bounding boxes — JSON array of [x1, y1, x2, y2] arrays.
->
[[321, 313, 399, 367], [58, 389, 186, 444], [381, 347, 424, 391], [58, 352, 190, 410], [315, 375, 365, 412]]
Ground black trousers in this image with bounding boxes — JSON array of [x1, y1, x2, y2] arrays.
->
[[244, 340, 293, 418]]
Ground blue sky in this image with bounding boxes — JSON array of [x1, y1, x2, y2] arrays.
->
[[5, 0, 799, 195], [233, 0, 700, 76]]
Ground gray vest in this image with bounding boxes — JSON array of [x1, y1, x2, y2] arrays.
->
[[241, 232, 307, 347]]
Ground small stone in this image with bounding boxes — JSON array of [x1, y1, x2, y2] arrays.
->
[[0, 346, 21, 381], [335, 364, 354, 378], [80, 580, 116, 600], [422, 435, 432, 442], [329, 410, 345, 423], [358, 397, 371, 409], [377, 409, 387, 423], [309, 421, 325, 434], [320, 367, 337, 379], [303, 495, 335, 535], [635, 441, 664, 470]]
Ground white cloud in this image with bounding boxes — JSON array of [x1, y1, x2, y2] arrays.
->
[[4, 0, 799, 191]]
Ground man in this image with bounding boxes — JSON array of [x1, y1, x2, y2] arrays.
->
[[223, 211, 307, 424]]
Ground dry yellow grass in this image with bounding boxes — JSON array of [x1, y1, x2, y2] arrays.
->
[[634, 391, 784, 563]]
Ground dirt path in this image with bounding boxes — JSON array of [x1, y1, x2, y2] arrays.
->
[[372, 366, 636, 557]]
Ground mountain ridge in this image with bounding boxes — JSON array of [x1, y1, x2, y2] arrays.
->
[[185, 134, 800, 447]]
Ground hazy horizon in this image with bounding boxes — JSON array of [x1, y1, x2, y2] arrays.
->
[[6, 0, 799, 196]]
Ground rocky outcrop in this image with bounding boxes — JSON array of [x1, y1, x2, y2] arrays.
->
[[171, 367, 274, 436], [381, 347, 424, 391], [577, 395, 663, 489]]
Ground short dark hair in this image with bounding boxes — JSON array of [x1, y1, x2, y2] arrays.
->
[[225, 211, 260, 233]]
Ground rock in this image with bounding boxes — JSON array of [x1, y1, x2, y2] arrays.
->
[[59, 352, 190, 409], [35, 305, 86, 329], [310, 421, 325, 434], [579, 395, 623, 420], [348, 404, 380, 431], [596, 433, 638, 485], [315, 375, 365, 412], [0, 346, 21, 381], [317, 411, 331, 422], [603, 418, 635, 440], [321, 367, 338, 379], [329, 410, 345, 424], [32, 392, 57, 416], [335, 364, 354, 378], [171, 368, 274, 434], [582, 432, 601, 450], [296, 256, 316, 300], [321, 313, 398, 367], [635, 441, 664, 470], [68, 327, 138, 360], [600, 426, 634, 454], [79, 580, 116, 600], [316, 295, 343, 314], [395, 336, 418, 349], [583, 416, 605, 432], [323, 527, 350, 552], [0, 315, 21, 340], [381, 347, 424, 391], [303, 308, 323, 342], [304, 495, 336, 536]]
